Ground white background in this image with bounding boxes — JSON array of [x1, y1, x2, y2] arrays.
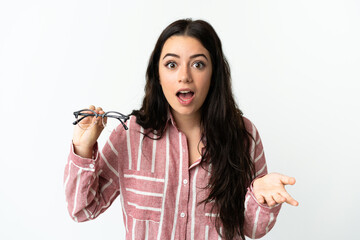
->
[[0, 0, 359, 239]]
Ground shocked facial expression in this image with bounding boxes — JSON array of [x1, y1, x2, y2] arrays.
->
[[159, 36, 212, 120]]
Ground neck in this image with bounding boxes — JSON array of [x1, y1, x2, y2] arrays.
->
[[171, 109, 202, 133]]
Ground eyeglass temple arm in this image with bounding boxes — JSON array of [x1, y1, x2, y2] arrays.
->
[[72, 117, 85, 125], [105, 111, 129, 118], [117, 119, 129, 130], [105, 113, 129, 130], [73, 110, 130, 130], [72, 110, 98, 125]]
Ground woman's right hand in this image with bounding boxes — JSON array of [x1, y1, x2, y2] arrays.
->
[[72, 105, 106, 158]]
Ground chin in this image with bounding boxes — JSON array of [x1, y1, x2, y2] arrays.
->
[[172, 106, 200, 117]]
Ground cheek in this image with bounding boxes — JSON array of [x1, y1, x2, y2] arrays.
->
[[159, 69, 170, 86], [159, 78, 173, 97], [159, 71, 175, 90], [200, 74, 212, 92]]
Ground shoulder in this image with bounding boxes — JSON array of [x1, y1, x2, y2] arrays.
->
[[123, 115, 158, 138], [242, 116, 260, 141], [242, 116, 256, 133]]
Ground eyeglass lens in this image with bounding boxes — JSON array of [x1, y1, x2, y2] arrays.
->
[[76, 110, 125, 132], [76, 110, 98, 130]]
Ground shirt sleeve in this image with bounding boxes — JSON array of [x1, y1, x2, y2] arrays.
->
[[63, 129, 123, 222], [242, 117, 282, 239]]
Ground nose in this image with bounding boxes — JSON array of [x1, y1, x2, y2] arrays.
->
[[178, 64, 192, 83]]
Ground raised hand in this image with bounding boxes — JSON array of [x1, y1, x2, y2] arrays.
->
[[72, 105, 106, 158], [252, 172, 298, 207]]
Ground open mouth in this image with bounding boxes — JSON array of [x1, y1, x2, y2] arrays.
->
[[176, 91, 194, 101], [176, 90, 194, 101]]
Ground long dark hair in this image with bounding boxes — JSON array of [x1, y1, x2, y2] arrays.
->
[[132, 19, 255, 240]]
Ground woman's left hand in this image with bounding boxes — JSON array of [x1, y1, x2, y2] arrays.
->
[[252, 172, 299, 207]]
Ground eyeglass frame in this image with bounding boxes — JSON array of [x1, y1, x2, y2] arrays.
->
[[73, 109, 130, 130]]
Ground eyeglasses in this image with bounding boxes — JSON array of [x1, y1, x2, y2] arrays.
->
[[73, 109, 129, 131]]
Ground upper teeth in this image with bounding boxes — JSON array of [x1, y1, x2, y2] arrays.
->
[[179, 91, 190, 93]]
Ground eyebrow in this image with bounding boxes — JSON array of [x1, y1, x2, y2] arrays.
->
[[162, 53, 208, 60]]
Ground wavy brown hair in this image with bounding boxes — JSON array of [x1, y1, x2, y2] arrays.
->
[[132, 19, 255, 239]]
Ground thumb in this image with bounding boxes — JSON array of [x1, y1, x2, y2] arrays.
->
[[280, 174, 296, 186]]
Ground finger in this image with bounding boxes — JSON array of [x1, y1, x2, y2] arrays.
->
[[99, 109, 107, 127], [86, 106, 97, 124], [256, 195, 265, 205], [95, 107, 103, 118], [273, 193, 286, 204], [95, 106, 102, 113], [102, 115, 107, 125], [94, 107, 106, 128], [279, 191, 299, 206], [280, 175, 296, 186], [77, 108, 95, 127], [98, 109, 105, 118], [264, 195, 276, 207], [95, 107, 102, 119]]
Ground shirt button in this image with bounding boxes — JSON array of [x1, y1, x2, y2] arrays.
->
[[89, 164, 94, 169], [183, 179, 188, 185], [180, 212, 186, 218]]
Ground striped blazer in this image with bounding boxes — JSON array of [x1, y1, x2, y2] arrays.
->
[[64, 114, 281, 239]]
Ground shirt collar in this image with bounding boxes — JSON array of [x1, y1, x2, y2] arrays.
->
[[166, 108, 179, 130], [166, 108, 207, 156]]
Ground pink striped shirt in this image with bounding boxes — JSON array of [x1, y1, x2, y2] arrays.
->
[[64, 114, 281, 239]]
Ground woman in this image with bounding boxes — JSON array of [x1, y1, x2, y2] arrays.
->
[[64, 19, 298, 240]]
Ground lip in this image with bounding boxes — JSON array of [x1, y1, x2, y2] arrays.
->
[[176, 88, 195, 105]]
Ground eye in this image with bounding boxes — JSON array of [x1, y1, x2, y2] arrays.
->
[[165, 61, 177, 69], [192, 61, 205, 69]]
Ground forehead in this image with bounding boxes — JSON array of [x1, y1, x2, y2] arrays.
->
[[160, 36, 209, 57]]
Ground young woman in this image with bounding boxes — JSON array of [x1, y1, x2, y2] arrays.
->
[[64, 19, 298, 240]]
